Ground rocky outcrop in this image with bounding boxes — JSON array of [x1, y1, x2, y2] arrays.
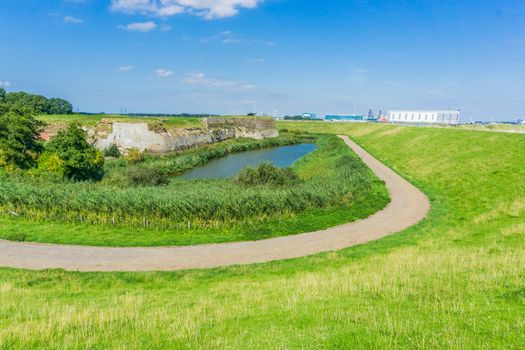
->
[[204, 117, 279, 139], [92, 117, 278, 153]]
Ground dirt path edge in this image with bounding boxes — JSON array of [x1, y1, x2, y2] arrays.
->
[[0, 135, 430, 272]]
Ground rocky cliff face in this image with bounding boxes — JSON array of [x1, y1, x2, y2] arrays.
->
[[204, 117, 279, 140], [92, 117, 278, 153]]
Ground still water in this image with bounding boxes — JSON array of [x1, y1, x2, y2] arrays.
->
[[179, 143, 316, 179]]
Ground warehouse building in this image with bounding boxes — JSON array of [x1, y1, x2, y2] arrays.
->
[[387, 110, 460, 125]]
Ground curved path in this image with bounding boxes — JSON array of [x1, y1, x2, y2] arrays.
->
[[0, 136, 430, 272]]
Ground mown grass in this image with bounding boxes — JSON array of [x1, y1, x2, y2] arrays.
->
[[0, 123, 523, 349], [0, 133, 388, 246]]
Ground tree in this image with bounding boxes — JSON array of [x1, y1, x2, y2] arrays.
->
[[5, 92, 48, 114], [0, 107, 45, 169], [2, 91, 73, 115], [46, 123, 104, 181], [46, 98, 73, 114]]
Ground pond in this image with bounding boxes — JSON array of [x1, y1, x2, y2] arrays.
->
[[179, 143, 317, 179]]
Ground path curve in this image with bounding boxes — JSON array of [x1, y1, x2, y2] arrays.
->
[[0, 136, 430, 272]]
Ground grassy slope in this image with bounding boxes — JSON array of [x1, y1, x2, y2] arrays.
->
[[458, 123, 525, 132], [0, 123, 524, 349], [36, 114, 277, 129], [37, 114, 203, 128]]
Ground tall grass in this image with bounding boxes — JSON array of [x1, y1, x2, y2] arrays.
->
[[0, 134, 381, 230]]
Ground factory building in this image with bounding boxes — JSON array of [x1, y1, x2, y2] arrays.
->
[[387, 110, 460, 125]]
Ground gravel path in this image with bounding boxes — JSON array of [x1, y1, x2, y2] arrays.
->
[[0, 136, 430, 272]]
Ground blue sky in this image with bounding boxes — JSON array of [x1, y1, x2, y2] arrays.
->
[[1, 0, 524, 120]]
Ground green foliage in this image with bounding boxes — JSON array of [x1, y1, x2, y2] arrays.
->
[[235, 162, 302, 186], [5, 92, 48, 114], [37, 152, 65, 177], [0, 135, 382, 232], [2, 91, 73, 115], [124, 148, 145, 163], [45, 98, 73, 114], [103, 144, 121, 158], [46, 123, 104, 181], [125, 166, 169, 187], [0, 108, 45, 169]]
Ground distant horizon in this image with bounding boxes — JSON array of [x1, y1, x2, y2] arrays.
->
[[47, 109, 522, 123], [2, 0, 524, 121]]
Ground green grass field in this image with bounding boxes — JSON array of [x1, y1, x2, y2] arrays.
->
[[0, 123, 524, 349]]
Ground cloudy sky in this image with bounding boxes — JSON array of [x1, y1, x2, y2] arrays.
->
[[1, 0, 524, 120]]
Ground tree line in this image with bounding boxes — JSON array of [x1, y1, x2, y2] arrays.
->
[[0, 88, 73, 115], [0, 88, 103, 181]]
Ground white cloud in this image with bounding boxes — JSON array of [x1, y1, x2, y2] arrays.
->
[[244, 58, 265, 64], [0, 81, 11, 87], [182, 71, 256, 90], [222, 37, 243, 44], [63, 15, 84, 24], [385, 80, 409, 88], [348, 67, 369, 84], [110, 0, 261, 19], [160, 25, 172, 32], [155, 69, 174, 77], [119, 21, 157, 32], [117, 65, 134, 72], [199, 31, 247, 45]]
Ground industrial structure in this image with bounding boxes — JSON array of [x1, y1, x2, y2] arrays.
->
[[324, 114, 366, 122], [387, 110, 460, 125], [302, 113, 319, 119]]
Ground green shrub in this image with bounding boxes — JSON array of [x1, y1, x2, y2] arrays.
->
[[125, 148, 145, 164], [104, 144, 121, 158], [46, 123, 104, 181], [125, 166, 169, 187], [37, 152, 65, 177], [235, 162, 303, 187], [0, 108, 44, 169]]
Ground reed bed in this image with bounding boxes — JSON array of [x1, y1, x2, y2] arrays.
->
[[0, 134, 381, 229]]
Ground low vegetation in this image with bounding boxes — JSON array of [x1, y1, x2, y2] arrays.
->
[[124, 166, 169, 187], [103, 144, 121, 158], [0, 123, 523, 349], [235, 162, 302, 186], [36, 113, 204, 128], [0, 133, 389, 245]]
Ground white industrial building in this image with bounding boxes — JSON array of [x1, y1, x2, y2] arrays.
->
[[387, 110, 460, 125]]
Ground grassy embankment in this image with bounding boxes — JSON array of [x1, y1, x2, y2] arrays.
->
[[457, 123, 525, 133], [0, 123, 524, 349], [36, 114, 203, 128], [0, 133, 388, 246]]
